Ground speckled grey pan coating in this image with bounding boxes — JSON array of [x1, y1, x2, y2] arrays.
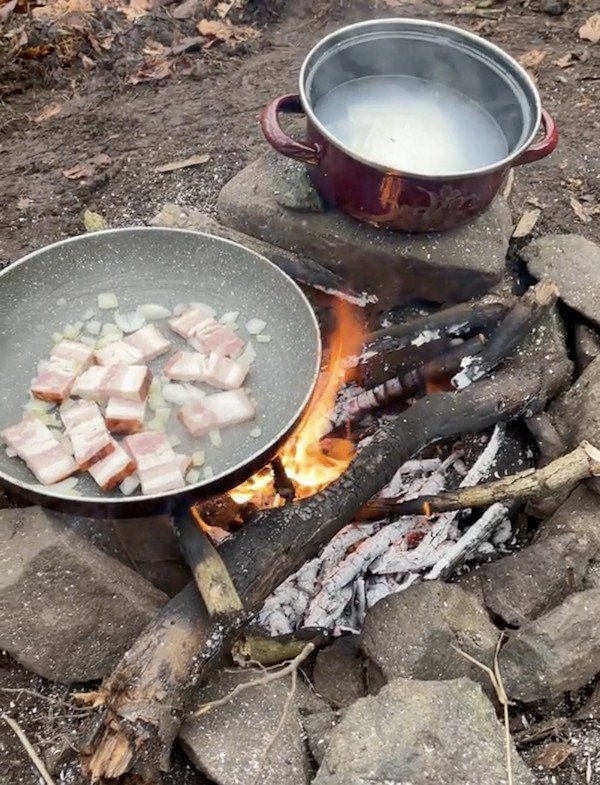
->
[[0, 228, 321, 515]]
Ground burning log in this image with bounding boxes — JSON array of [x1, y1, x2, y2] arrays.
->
[[79, 340, 571, 784], [271, 457, 296, 504]]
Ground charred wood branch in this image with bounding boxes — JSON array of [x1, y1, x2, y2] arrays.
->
[[358, 335, 456, 390], [360, 441, 600, 520], [230, 627, 333, 667], [271, 457, 296, 504], [452, 279, 559, 389], [524, 412, 566, 467], [79, 348, 571, 784]]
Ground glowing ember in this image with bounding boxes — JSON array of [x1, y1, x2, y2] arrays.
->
[[230, 301, 365, 507]]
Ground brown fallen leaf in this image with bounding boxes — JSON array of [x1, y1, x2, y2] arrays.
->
[[34, 102, 62, 123], [0, 0, 19, 22], [579, 13, 600, 44], [570, 195, 593, 223], [128, 58, 172, 84], [197, 17, 259, 43], [171, 36, 206, 55], [18, 43, 53, 59], [172, 0, 199, 18], [534, 741, 575, 770], [62, 153, 112, 180], [518, 49, 547, 68], [554, 52, 574, 68], [512, 207, 541, 238], [121, 0, 153, 20], [155, 153, 210, 173]]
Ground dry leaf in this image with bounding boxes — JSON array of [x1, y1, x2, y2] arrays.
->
[[534, 742, 575, 770], [554, 52, 574, 68], [83, 209, 108, 232], [518, 49, 547, 68], [121, 0, 153, 20], [0, 0, 19, 21], [197, 17, 259, 43], [80, 52, 95, 69], [128, 58, 172, 84], [171, 36, 206, 55], [63, 162, 94, 180], [570, 195, 593, 223], [172, 0, 199, 18], [513, 208, 541, 238], [34, 102, 62, 123], [579, 14, 600, 44], [16, 196, 33, 209], [18, 43, 53, 59], [155, 153, 210, 173], [502, 169, 515, 200]]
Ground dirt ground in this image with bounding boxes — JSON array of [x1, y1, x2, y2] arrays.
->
[[2, 0, 600, 783]]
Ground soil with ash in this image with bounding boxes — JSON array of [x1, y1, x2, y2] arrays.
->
[[2, 0, 600, 783]]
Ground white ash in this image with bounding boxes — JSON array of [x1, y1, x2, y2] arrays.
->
[[256, 425, 511, 635], [411, 329, 441, 347]]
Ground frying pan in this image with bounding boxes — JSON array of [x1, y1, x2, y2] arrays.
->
[[0, 228, 321, 520]]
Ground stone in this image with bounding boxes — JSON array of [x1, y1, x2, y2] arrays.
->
[[476, 535, 595, 627], [302, 710, 341, 767], [360, 582, 499, 696], [574, 323, 600, 374], [217, 152, 512, 309], [499, 589, 600, 703], [0, 507, 167, 683], [313, 677, 535, 785], [520, 234, 600, 328], [535, 485, 600, 549], [180, 669, 309, 785], [312, 635, 366, 709], [272, 156, 324, 212]]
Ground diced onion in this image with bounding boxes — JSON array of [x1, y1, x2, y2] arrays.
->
[[101, 322, 121, 336], [56, 297, 67, 307], [46, 414, 61, 428], [155, 407, 172, 425], [5, 447, 17, 458], [249, 427, 262, 438], [148, 392, 166, 412], [52, 332, 64, 344], [98, 292, 118, 310], [95, 333, 122, 348], [168, 433, 181, 448], [173, 303, 187, 316], [220, 311, 239, 325], [183, 383, 206, 400], [191, 302, 216, 318], [204, 465, 214, 479], [82, 309, 95, 321], [161, 383, 191, 406], [256, 334, 271, 343], [245, 318, 266, 335], [114, 310, 146, 334], [209, 429, 222, 448], [63, 324, 81, 340], [59, 399, 75, 415], [192, 450, 206, 467], [79, 335, 97, 347], [120, 474, 140, 495], [147, 417, 165, 431], [85, 320, 102, 335], [237, 342, 256, 368], [139, 303, 172, 320], [185, 468, 201, 485], [43, 477, 79, 493]]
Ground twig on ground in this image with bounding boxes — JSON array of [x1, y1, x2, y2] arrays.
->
[[193, 642, 315, 717], [0, 687, 92, 713], [2, 713, 57, 785]]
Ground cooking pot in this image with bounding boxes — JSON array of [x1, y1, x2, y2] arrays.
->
[[261, 19, 558, 233]]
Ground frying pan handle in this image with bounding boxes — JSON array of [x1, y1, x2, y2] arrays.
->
[[512, 109, 558, 167], [260, 94, 322, 166]]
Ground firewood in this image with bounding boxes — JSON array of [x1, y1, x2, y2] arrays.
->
[[230, 628, 333, 667], [79, 346, 570, 784]]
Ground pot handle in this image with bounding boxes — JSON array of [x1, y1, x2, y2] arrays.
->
[[512, 109, 558, 167], [260, 94, 322, 166]]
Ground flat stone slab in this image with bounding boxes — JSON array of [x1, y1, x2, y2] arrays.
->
[[217, 152, 512, 309]]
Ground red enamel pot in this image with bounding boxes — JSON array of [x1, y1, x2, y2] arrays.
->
[[261, 19, 558, 233]]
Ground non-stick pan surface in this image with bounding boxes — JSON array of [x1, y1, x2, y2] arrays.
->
[[0, 228, 321, 518]]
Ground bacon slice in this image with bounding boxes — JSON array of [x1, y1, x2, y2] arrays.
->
[[51, 339, 95, 373], [30, 363, 76, 403], [178, 389, 255, 437], [168, 308, 214, 339], [188, 322, 245, 359], [105, 397, 146, 434], [1, 417, 78, 485], [61, 400, 114, 470], [94, 341, 143, 367], [124, 325, 171, 363], [163, 351, 206, 382], [203, 353, 249, 391], [123, 431, 185, 495], [71, 366, 108, 402], [88, 438, 136, 491], [100, 365, 152, 403]]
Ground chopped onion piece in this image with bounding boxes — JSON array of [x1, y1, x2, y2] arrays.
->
[[161, 383, 191, 406], [74, 321, 84, 331], [63, 323, 81, 340], [120, 474, 140, 496], [191, 302, 216, 318], [101, 322, 121, 336], [155, 407, 172, 425], [59, 399, 75, 415], [237, 341, 256, 368], [85, 320, 102, 335], [27, 398, 56, 412], [98, 292, 118, 310], [82, 309, 95, 321], [192, 450, 206, 467], [95, 333, 122, 348], [5, 447, 17, 458], [114, 309, 146, 334], [52, 332, 64, 344], [56, 297, 67, 307], [147, 417, 166, 431], [245, 318, 266, 335], [173, 303, 187, 316], [148, 392, 166, 412], [46, 414, 61, 428], [48, 428, 63, 441], [256, 334, 271, 343], [79, 335, 97, 347], [139, 303, 172, 320], [41, 477, 79, 493], [220, 311, 239, 325], [209, 429, 222, 448], [183, 383, 206, 400], [185, 468, 201, 485], [168, 433, 181, 448], [204, 465, 214, 479], [249, 427, 262, 438]]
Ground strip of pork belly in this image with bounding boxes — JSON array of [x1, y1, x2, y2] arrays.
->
[[94, 341, 143, 367], [123, 431, 185, 494], [105, 397, 146, 434], [51, 339, 95, 373], [1, 417, 78, 485], [100, 365, 152, 402], [203, 353, 249, 391], [31, 340, 97, 402], [124, 325, 171, 363], [71, 366, 109, 402], [88, 438, 136, 491], [188, 322, 245, 359], [178, 389, 255, 437], [61, 400, 114, 470], [163, 351, 206, 382], [168, 308, 214, 339]]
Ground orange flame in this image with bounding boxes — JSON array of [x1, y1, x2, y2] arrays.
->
[[230, 300, 365, 507]]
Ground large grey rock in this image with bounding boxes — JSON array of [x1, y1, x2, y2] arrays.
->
[[574, 323, 600, 374], [499, 589, 600, 703], [535, 485, 600, 549], [180, 669, 309, 785], [360, 582, 499, 695], [520, 234, 600, 328], [217, 153, 512, 308], [312, 635, 366, 709], [476, 535, 596, 627], [302, 710, 341, 767], [314, 677, 535, 785], [0, 507, 167, 683]]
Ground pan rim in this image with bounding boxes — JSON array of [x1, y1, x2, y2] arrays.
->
[[0, 226, 322, 509]]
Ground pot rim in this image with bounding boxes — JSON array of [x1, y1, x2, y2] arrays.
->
[[298, 18, 543, 181]]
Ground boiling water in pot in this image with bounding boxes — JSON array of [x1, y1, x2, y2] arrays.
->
[[314, 75, 508, 176]]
